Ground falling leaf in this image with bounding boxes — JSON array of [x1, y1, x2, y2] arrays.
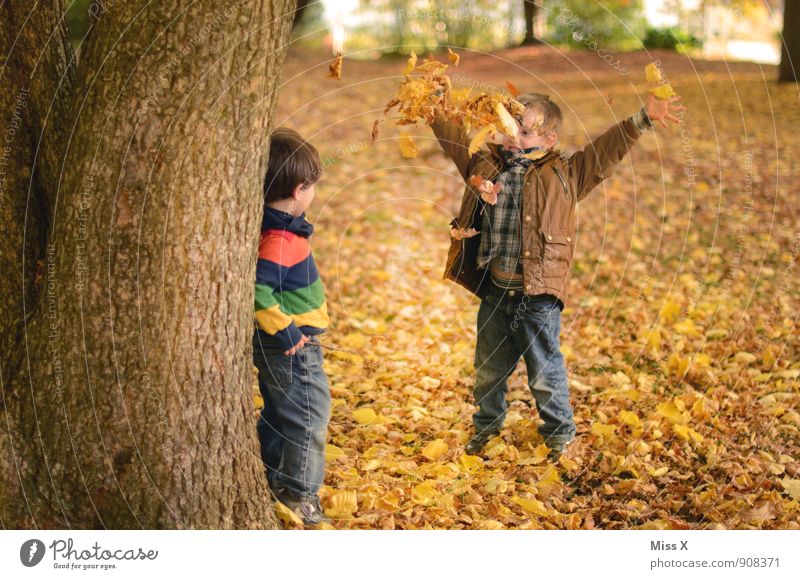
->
[[505, 81, 519, 97], [328, 52, 343, 80], [468, 124, 495, 156], [371, 119, 383, 144], [399, 132, 418, 158], [450, 227, 479, 240], [447, 48, 460, 66], [403, 51, 418, 75], [493, 101, 518, 139], [645, 63, 663, 83]]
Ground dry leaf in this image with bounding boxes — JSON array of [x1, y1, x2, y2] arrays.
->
[[328, 52, 343, 80]]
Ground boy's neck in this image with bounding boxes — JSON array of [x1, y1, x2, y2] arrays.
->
[[266, 198, 302, 217]]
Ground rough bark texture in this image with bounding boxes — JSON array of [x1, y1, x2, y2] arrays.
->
[[521, 0, 542, 46], [779, 0, 799, 82], [1, 0, 296, 529]]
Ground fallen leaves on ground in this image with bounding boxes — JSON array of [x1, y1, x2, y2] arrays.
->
[[263, 45, 800, 530]]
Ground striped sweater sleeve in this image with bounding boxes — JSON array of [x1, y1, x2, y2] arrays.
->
[[254, 233, 304, 351]]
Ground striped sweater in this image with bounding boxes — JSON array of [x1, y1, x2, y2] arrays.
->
[[254, 207, 329, 350]]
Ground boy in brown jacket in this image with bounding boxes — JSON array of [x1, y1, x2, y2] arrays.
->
[[430, 91, 683, 458]]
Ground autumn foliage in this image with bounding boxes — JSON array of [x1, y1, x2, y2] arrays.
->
[[264, 46, 800, 530]]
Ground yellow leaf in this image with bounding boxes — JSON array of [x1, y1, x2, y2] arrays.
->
[[780, 477, 800, 500], [619, 410, 642, 428], [493, 101, 518, 139], [274, 500, 304, 528], [657, 400, 689, 424], [399, 132, 418, 158], [403, 50, 417, 75], [412, 480, 440, 503], [591, 422, 616, 439], [325, 444, 346, 460], [673, 424, 704, 443], [352, 407, 378, 425], [327, 51, 343, 80], [468, 124, 495, 156], [253, 394, 264, 410], [734, 351, 757, 364], [325, 490, 358, 519], [459, 453, 484, 473], [421, 439, 449, 461], [645, 62, 663, 83], [447, 48, 460, 66], [659, 300, 681, 324], [650, 83, 676, 100], [512, 496, 549, 517]]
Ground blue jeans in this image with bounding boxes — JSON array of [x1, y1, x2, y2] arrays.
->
[[472, 287, 576, 447], [253, 329, 331, 501]]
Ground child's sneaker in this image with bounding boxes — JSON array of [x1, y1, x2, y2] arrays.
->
[[273, 486, 331, 526], [546, 436, 576, 460], [464, 430, 500, 455]]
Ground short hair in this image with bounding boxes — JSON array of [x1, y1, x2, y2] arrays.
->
[[263, 127, 322, 203], [517, 93, 563, 136]]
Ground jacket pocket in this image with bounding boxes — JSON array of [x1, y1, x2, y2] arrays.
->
[[541, 228, 574, 277]]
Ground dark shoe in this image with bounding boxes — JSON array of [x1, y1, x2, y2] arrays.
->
[[465, 430, 499, 455], [274, 487, 331, 526]]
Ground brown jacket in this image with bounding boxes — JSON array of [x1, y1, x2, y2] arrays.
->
[[431, 113, 646, 305]]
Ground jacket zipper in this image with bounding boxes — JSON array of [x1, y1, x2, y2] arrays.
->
[[553, 164, 569, 198]]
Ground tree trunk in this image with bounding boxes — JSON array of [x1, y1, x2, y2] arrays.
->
[[521, 0, 542, 46], [779, 0, 799, 82], [1, 0, 296, 529]]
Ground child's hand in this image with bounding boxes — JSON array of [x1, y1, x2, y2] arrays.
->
[[284, 334, 309, 356], [645, 92, 684, 129]]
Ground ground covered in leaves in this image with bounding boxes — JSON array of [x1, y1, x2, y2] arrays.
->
[[259, 46, 800, 529]]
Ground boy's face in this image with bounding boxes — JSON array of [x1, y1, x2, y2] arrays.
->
[[502, 106, 558, 152]]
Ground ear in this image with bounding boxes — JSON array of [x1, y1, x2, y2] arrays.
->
[[290, 182, 305, 199], [545, 132, 558, 149]]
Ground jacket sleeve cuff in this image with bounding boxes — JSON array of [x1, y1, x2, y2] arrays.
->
[[273, 322, 304, 351], [629, 107, 654, 134]]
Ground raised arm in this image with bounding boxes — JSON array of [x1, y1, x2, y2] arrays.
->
[[429, 112, 474, 181]]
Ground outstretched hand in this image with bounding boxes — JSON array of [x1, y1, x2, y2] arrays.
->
[[646, 93, 685, 128]]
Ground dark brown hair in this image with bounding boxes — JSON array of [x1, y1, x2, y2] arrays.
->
[[263, 127, 322, 203]]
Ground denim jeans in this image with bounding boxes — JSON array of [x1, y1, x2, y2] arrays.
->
[[472, 286, 576, 447], [253, 329, 331, 501]]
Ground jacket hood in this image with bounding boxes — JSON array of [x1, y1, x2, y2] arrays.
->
[[261, 206, 314, 237]]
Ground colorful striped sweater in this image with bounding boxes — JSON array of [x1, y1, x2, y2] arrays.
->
[[254, 207, 329, 350]]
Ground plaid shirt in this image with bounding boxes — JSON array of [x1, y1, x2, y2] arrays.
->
[[476, 151, 534, 287]]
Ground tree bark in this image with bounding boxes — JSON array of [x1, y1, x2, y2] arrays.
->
[[521, 0, 543, 46], [779, 0, 799, 82], [1, 0, 296, 529]]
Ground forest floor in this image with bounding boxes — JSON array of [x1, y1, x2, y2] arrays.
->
[[261, 45, 800, 529]]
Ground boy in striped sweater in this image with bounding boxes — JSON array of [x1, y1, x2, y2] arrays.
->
[[253, 127, 331, 526]]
